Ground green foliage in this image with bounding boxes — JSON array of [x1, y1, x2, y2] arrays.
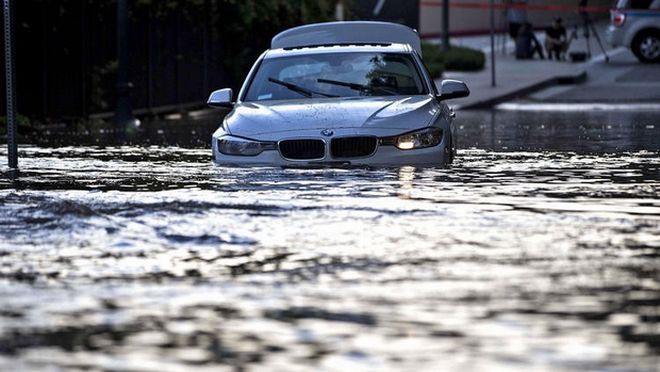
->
[[442, 45, 486, 71], [421, 42, 486, 78], [132, 0, 337, 88], [421, 42, 445, 79], [0, 114, 32, 135], [90, 60, 118, 112], [218, 0, 337, 87]]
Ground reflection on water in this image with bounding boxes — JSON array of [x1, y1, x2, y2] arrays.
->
[[0, 109, 659, 371], [18, 107, 660, 154], [458, 109, 660, 153], [397, 166, 416, 199]]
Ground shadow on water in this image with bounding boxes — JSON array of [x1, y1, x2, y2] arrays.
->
[[0, 109, 659, 370]]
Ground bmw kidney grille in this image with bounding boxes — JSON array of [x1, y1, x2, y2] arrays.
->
[[278, 139, 326, 160], [331, 136, 378, 158]]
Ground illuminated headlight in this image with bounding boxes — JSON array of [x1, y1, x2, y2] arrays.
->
[[217, 136, 275, 156], [392, 128, 443, 150]]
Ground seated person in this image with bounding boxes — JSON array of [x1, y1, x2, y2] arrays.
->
[[516, 22, 545, 60], [545, 17, 568, 60]]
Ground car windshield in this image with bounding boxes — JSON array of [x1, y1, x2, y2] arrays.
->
[[243, 52, 428, 101], [616, 0, 653, 8]]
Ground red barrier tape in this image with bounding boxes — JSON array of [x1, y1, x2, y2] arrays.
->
[[420, 1, 612, 13]]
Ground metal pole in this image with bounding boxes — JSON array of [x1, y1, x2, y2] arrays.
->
[[147, 5, 153, 112], [442, 0, 450, 51], [81, 1, 87, 119], [41, 5, 48, 117], [489, 0, 496, 87], [202, 0, 209, 97], [115, 0, 135, 128], [4, 0, 18, 168]]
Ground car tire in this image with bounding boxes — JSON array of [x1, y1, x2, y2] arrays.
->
[[631, 30, 660, 63]]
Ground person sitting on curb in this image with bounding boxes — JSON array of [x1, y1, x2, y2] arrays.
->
[[545, 17, 568, 60], [516, 22, 545, 60]]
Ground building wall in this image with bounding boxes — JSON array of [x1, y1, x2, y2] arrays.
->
[[419, 0, 612, 38]]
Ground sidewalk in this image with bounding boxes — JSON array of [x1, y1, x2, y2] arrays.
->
[[437, 21, 616, 109], [526, 47, 660, 103]]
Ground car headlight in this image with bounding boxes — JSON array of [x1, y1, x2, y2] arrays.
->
[[387, 128, 443, 150], [217, 135, 276, 156]]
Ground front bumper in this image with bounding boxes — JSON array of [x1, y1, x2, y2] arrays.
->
[[212, 136, 449, 167]]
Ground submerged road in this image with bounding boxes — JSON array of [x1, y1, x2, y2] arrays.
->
[[0, 109, 659, 371]]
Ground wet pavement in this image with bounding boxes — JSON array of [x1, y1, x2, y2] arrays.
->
[[1, 109, 659, 371], [527, 48, 660, 104]]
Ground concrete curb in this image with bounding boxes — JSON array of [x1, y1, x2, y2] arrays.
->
[[457, 70, 587, 110]]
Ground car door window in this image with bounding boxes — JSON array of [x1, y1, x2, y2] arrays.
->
[[629, 0, 652, 8]]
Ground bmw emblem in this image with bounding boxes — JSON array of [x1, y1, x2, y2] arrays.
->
[[321, 129, 334, 137]]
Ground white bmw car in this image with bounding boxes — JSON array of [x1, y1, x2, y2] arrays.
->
[[208, 21, 469, 167]]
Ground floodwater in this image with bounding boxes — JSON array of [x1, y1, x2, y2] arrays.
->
[[1, 109, 659, 371]]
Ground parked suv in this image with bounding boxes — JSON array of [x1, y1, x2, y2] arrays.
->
[[607, 0, 660, 62]]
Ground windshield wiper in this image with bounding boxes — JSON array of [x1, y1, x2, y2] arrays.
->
[[317, 78, 397, 96], [268, 77, 338, 98]]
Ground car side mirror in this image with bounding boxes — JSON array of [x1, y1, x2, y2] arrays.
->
[[437, 79, 470, 101], [207, 88, 234, 108]]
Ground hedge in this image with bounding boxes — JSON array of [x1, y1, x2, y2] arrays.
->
[[421, 42, 486, 78]]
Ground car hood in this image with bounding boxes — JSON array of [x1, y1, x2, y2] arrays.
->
[[224, 95, 441, 137]]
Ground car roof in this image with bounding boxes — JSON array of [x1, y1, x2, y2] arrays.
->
[[271, 21, 423, 57], [264, 42, 415, 59]]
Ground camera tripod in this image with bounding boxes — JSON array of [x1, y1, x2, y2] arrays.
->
[[578, 0, 609, 62]]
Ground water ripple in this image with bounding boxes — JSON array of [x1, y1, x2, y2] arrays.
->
[[0, 145, 658, 371]]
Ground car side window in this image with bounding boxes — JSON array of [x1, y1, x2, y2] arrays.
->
[[629, 0, 652, 8], [417, 58, 439, 96]]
